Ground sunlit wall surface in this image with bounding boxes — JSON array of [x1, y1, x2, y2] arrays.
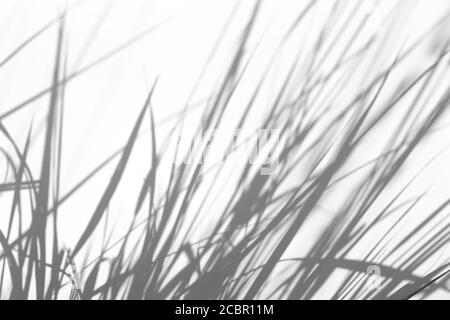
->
[[0, 0, 449, 300]]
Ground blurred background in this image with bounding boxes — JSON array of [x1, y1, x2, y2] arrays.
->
[[0, 0, 449, 299]]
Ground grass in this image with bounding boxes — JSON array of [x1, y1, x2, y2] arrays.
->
[[0, 0, 449, 300]]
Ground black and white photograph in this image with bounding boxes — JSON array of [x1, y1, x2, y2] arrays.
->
[[0, 0, 449, 306]]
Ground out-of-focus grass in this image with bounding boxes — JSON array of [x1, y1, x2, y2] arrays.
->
[[0, 0, 449, 300]]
